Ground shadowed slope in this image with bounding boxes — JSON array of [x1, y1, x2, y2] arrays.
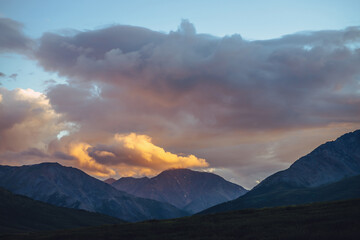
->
[[0, 163, 187, 222], [202, 130, 360, 214], [0, 187, 123, 234], [112, 168, 247, 213]]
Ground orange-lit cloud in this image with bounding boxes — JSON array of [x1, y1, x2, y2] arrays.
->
[[58, 133, 208, 178], [68, 142, 115, 177], [113, 133, 208, 169]]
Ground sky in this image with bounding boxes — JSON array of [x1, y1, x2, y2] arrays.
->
[[0, 0, 359, 189]]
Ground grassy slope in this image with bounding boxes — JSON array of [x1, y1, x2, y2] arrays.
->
[[0, 187, 124, 234], [4, 198, 360, 240], [202, 174, 360, 214]]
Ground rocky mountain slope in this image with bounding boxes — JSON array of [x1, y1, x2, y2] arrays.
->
[[0, 162, 187, 222], [201, 129, 360, 214], [112, 168, 248, 213]]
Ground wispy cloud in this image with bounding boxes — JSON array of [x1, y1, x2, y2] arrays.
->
[[0, 17, 33, 54]]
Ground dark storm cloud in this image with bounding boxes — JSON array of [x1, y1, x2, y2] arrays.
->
[[0, 17, 33, 53], [37, 21, 360, 135], [36, 24, 165, 75]]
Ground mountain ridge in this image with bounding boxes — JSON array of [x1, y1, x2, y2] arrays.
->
[[112, 168, 248, 213], [0, 162, 187, 222], [201, 129, 360, 214]]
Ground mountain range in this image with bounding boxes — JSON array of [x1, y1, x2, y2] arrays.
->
[[0, 163, 187, 222], [0, 129, 359, 228], [110, 168, 248, 213], [202, 129, 360, 214]]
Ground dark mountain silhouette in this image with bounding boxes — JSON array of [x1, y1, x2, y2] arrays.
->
[[201, 129, 360, 214], [202, 173, 360, 214], [0, 162, 187, 222], [0, 187, 123, 233], [104, 178, 116, 184], [112, 168, 248, 213]]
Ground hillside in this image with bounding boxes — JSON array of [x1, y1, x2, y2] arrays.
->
[[202, 130, 360, 214], [202, 173, 360, 214], [259, 130, 360, 188], [3, 199, 360, 240], [0, 187, 123, 234]]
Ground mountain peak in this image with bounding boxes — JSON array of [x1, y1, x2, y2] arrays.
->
[[112, 168, 248, 213], [0, 163, 186, 222], [24, 162, 62, 167], [158, 168, 195, 176], [104, 178, 116, 184], [162, 168, 192, 172]]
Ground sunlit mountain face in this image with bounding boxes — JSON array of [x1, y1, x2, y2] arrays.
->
[[0, 1, 360, 190]]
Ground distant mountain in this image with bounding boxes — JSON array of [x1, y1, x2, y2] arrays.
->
[[0, 163, 187, 222], [112, 168, 248, 213], [202, 129, 360, 214], [257, 129, 360, 189], [104, 178, 116, 184], [0, 187, 123, 234]]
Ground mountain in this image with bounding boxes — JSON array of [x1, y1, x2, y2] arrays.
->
[[202, 173, 360, 214], [256, 129, 360, 188], [104, 178, 116, 184], [202, 129, 360, 214], [0, 187, 123, 234], [112, 168, 248, 213], [0, 162, 187, 222]]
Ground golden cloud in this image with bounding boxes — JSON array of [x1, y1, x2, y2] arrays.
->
[[65, 133, 208, 178], [68, 142, 116, 177], [114, 133, 208, 169]]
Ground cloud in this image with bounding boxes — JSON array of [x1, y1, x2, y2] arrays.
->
[[39, 133, 207, 178], [67, 142, 116, 177], [1, 19, 360, 187], [52, 151, 76, 160], [88, 133, 208, 170], [37, 22, 360, 136], [0, 17, 32, 54], [31, 21, 360, 185], [9, 73, 17, 80], [0, 87, 65, 154]]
